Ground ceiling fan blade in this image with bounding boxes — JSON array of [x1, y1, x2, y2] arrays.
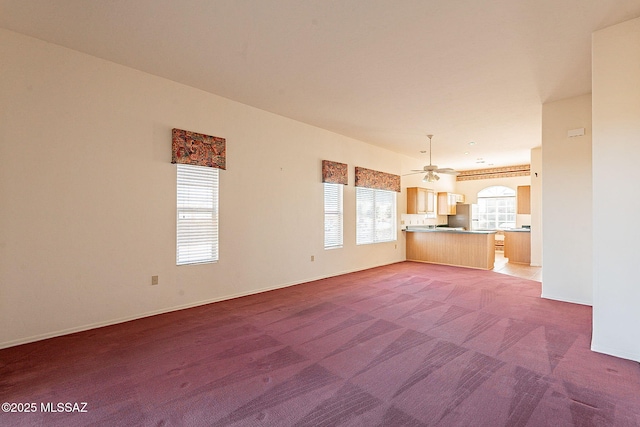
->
[[435, 168, 459, 175], [410, 165, 438, 173], [402, 171, 425, 176]]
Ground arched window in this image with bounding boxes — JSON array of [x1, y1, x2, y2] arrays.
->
[[477, 186, 516, 230]]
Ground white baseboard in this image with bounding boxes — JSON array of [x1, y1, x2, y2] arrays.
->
[[591, 343, 640, 363], [0, 261, 402, 350], [540, 292, 592, 306]]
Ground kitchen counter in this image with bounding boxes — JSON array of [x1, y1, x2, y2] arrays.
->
[[406, 227, 496, 270], [404, 227, 496, 235]]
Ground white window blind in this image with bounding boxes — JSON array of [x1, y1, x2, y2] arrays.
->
[[324, 183, 343, 249], [356, 187, 396, 245], [176, 164, 218, 265]]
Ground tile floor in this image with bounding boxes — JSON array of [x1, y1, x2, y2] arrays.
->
[[493, 250, 542, 282]]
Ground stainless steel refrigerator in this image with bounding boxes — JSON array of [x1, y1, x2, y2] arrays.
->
[[447, 204, 479, 230]]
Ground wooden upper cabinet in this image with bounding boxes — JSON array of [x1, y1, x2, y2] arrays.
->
[[407, 187, 435, 214], [426, 189, 435, 213], [407, 187, 420, 214], [437, 192, 448, 215], [438, 192, 459, 215], [517, 185, 531, 214]]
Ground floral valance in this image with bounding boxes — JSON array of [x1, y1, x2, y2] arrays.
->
[[354, 167, 401, 192], [322, 160, 348, 185], [171, 128, 226, 169]]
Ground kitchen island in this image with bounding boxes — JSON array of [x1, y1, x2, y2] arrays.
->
[[405, 227, 496, 270], [503, 228, 531, 264]]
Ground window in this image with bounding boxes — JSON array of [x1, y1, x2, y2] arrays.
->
[[476, 186, 516, 230], [324, 183, 343, 249], [356, 187, 396, 245], [176, 164, 218, 265]]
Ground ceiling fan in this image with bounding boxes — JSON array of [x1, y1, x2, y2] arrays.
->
[[407, 134, 459, 182]]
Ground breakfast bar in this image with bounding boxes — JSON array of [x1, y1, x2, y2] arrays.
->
[[405, 227, 496, 270]]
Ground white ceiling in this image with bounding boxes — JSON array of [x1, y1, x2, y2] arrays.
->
[[2, 0, 640, 170]]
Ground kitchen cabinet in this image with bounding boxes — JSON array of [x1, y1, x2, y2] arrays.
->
[[427, 190, 435, 213], [504, 230, 531, 264], [437, 192, 465, 215], [407, 187, 425, 214], [517, 186, 531, 214], [407, 187, 435, 214]]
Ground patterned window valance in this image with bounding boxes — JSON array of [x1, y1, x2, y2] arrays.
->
[[354, 167, 401, 192], [322, 160, 348, 185], [171, 128, 226, 169], [456, 164, 530, 181]]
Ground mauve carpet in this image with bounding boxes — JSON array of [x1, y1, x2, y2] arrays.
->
[[1, 262, 639, 426]]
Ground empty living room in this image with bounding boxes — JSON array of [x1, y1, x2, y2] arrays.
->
[[1, 1, 640, 426]]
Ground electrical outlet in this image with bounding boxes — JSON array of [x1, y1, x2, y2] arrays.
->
[[151, 275, 159, 285], [394, 244, 397, 249], [311, 255, 315, 262]]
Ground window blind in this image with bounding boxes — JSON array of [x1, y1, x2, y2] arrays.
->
[[356, 187, 396, 245], [176, 164, 218, 265], [324, 183, 343, 249]]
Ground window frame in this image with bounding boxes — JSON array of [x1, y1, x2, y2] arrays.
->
[[176, 164, 219, 265], [356, 187, 397, 245], [476, 185, 516, 230], [324, 182, 344, 249]]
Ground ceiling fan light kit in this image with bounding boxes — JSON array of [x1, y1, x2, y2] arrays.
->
[[423, 171, 440, 182]]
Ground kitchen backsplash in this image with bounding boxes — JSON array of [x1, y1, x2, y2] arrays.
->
[[401, 213, 445, 227], [516, 214, 532, 228]]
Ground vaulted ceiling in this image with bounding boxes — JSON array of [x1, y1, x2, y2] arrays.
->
[[2, 0, 639, 169]]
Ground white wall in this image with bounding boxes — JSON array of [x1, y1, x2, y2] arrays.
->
[[592, 17, 640, 362], [530, 147, 542, 267], [541, 94, 592, 305], [0, 30, 408, 348], [455, 175, 531, 206]]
